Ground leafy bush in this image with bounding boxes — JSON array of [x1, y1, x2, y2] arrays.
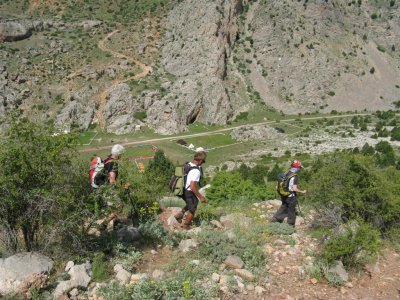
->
[[237, 163, 269, 186], [266, 222, 295, 235], [98, 269, 219, 300], [207, 171, 274, 206], [320, 221, 381, 267], [133, 111, 147, 121], [196, 227, 237, 262], [267, 163, 284, 182], [113, 243, 142, 271], [196, 224, 267, 271], [98, 281, 134, 300], [118, 150, 174, 221], [305, 258, 344, 287], [0, 118, 94, 254], [92, 252, 111, 281], [138, 220, 168, 243], [307, 154, 400, 233]]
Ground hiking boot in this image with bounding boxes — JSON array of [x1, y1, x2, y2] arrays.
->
[[174, 210, 184, 223], [181, 211, 193, 230]]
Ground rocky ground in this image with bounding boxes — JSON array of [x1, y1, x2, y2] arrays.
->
[[1, 201, 399, 299], [151, 204, 400, 300]]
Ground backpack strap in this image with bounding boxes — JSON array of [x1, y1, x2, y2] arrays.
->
[[285, 171, 298, 194]]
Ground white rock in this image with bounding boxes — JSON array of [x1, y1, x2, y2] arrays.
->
[[152, 269, 165, 280], [191, 260, 200, 266], [65, 261, 74, 272], [53, 263, 91, 298], [255, 286, 266, 295], [211, 273, 220, 283], [113, 264, 124, 273], [69, 287, 79, 297], [116, 269, 131, 284], [246, 284, 255, 290], [235, 269, 255, 281], [130, 273, 148, 285]]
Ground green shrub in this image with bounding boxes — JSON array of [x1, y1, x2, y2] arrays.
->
[[390, 127, 400, 141], [266, 222, 295, 235], [138, 220, 168, 244], [377, 44, 386, 52], [196, 227, 236, 262], [196, 224, 267, 271], [307, 154, 400, 232], [133, 111, 147, 121], [207, 171, 274, 206], [113, 243, 142, 271], [320, 221, 381, 267], [0, 117, 94, 254], [98, 281, 134, 300], [118, 150, 174, 221], [305, 258, 344, 286], [92, 252, 111, 281]]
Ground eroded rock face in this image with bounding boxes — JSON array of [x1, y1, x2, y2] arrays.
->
[[148, 0, 243, 134], [0, 21, 33, 42], [55, 99, 95, 133]]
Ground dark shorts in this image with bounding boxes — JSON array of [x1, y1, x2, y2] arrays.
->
[[183, 190, 199, 214]]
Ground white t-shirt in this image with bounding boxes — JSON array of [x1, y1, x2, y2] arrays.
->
[[288, 175, 299, 195], [185, 162, 201, 191]]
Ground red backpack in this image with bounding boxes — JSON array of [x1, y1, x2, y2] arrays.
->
[[89, 157, 113, 188]]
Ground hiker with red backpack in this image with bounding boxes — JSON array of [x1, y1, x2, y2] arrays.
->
[[271, 160, 307, 227], [89, 144, 125, 188], [174, 151, 208, 229]]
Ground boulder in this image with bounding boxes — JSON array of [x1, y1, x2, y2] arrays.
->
[[0, 252, 53, 295], [167, 215, 180, 226], [130, 273, 148, 285], [328, 260, 349, 282], [0, 21, 32, 42], [117, 226, 141, 243], [224, 255, 244, 269], [115, 269, 131, 284], [152, 269, 165, 280], [179, 239, 198, 253], [53, 263, 91, 299], [220, 213, 251, 228], [265, 200, 282, 209], [81, 20, 102, 30], [234, 269, 255, 281]]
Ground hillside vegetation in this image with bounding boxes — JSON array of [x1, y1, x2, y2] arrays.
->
[[0, 116, 400, 299]]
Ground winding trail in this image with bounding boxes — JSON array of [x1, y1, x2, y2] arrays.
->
[[79, 113, 369, 153], [94, 30, 153, 129]]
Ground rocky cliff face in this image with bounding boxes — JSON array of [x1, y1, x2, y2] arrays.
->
[[248, 0, 400, 113], [0, 0, 399, 134], [146, 0, 244, 134]]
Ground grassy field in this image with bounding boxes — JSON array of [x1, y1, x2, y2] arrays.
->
[[77, 110, 399, 169]]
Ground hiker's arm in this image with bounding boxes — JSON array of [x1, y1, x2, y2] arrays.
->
[[109, 171, 117, 184], [189, 181, 207, 203], [292, 184, 306, 194]]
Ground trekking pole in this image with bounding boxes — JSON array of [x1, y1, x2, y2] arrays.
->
[[296, 198, 303, 217]]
